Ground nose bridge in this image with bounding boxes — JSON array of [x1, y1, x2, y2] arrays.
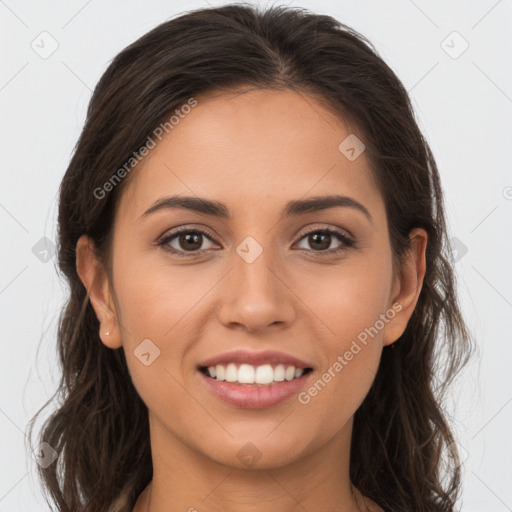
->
[[217, 233, 294, 330], [234, 234, 281, 303]]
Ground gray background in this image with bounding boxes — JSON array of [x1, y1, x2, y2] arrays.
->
[[1, 0, 511, 510]]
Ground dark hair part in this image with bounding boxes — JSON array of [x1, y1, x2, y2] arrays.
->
[[27, 3, 474, 511]]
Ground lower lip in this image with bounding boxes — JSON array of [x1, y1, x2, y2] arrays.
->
[[198, 370, 312, 409]]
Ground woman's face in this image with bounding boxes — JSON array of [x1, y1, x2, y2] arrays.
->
[[78, 88, 425, 471]]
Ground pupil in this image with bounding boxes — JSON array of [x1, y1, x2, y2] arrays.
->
[[181, 233, 201, 251], [310, 233, 329, 250]]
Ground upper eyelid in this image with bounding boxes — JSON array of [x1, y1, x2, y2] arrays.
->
[[299, 224, 354, 239], [160, 225, 219, 244]]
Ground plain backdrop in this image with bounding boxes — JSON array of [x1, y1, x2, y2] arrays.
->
[[1, 0, 511, 510]]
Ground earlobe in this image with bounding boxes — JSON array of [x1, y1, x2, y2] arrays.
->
[[383, 228, 427, 346], [75, 235, 123, 349]]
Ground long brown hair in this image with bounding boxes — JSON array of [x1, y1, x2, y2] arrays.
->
[[26, 3, 474, 511]]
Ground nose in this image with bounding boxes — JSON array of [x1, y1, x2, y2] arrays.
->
[[216, 243, 296, 334]]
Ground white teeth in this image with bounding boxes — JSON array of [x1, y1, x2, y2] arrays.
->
[[215, 364, 225, 381], [285, 365, 295, 381], [225, 363, 238, 382], [204, 363, 308, 385], [238, 364, 255, 383], [274, 364, 285, 382], [255, 364, 274, 384]]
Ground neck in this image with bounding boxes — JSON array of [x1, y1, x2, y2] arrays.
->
[[132, 413, 371, 512]]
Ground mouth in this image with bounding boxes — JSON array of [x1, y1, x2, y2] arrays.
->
[[196, 349, 315, 408], [198, 363, 314, 386]]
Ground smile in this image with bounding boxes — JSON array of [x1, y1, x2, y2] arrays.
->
[[197, 349, 314, 409], [199, 363, 312, 385]]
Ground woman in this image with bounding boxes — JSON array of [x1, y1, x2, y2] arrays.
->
[[27, 3, 474, 511]]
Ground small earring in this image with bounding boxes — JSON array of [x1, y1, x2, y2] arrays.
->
[[105, 331, 110, 336]]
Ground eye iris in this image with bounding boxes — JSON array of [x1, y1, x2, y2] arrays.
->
[[309, 232, 330, 250], [180, 232, 202, 251]]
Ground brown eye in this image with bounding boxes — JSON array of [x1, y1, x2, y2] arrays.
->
[[176, 232, 203, 251], [295, 228, 355, 255], [306, 232, 332, 251], [158, 228, 218, 257]]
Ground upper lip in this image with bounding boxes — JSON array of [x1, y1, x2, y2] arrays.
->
[[198, 349, 313, 369]]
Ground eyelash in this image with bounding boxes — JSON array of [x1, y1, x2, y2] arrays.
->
[[157, 225, 356, 258]]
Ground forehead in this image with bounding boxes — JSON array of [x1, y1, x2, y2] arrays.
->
[[118, 88, 383, 221]]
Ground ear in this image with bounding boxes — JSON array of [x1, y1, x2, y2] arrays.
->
[[75, 234, 122, 349], [383, 227, 428, 346]]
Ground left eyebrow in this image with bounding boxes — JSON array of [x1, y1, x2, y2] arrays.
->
[[282, 194, 372, 223], [140, 194, 372, 224]]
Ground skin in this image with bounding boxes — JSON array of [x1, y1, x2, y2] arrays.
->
[[76, 88, 427, 512]]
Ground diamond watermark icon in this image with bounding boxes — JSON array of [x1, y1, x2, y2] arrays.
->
[[32, 236, 56, 263], [338, 134, 365, 161], [32, 442, 58, 468], [449, 237, 468, 263], [441, 31, 469, 60], [134, 339, 161, 366], [236, 236, 263, 264], [237, 442, 262, 467], [30, 31, 59, 59], [446, 441, 469, 470]]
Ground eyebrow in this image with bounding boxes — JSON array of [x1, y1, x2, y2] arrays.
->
[[140, 194, 372, 223]]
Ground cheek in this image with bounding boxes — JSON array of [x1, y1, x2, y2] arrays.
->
[[113, 247, 213, 339], [299, 251, 393, 407], [114, 265, 199, 428], [112, 250, 231, 395], [309, 253, 393, 348], [298, 280, 387, 427]]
